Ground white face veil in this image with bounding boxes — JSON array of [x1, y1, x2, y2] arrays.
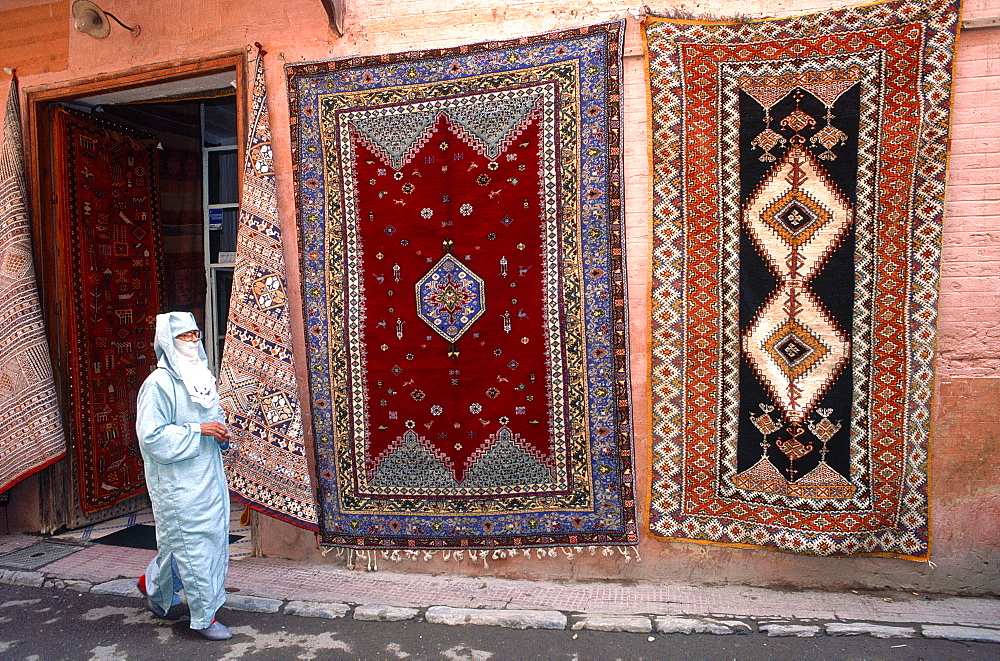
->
[[153, 312, 218, 409]]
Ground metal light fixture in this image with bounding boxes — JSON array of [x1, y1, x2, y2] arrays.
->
[[72, 0, 140, 38]]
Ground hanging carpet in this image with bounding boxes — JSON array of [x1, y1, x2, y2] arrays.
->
[[644, 0, 960, 558], [219, 50, 317, 530], [0, 77, 66, 493], [54, 107, 163, 515], [288, 21, 637, 549], [95, 103, 206, 314]]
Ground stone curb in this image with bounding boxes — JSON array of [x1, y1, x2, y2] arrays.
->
[[572, 614, 652, 633], [285, 600, 350, 619], [90, 578, 140, 598], [225, 593, 282, 613], [922, 625, 1000, 644], [0, 569, 44, 588], [825, 622, 916, 638], [3, 571, 999, 645], [354, 605, 420, 622], [42, 577, 93, 593], [759, 623, 821, 637], [654, 616, 750, 635], [426, 606, 567, 630]]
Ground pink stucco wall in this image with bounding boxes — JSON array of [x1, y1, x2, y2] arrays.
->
[[1, 0, 998, 594]]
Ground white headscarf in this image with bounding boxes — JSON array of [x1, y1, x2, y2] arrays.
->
[[153, 312, 218, 409]]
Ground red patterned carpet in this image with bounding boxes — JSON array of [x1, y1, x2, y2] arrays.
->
[[54, 107, 164, 514], [289, 22, 636, 550]]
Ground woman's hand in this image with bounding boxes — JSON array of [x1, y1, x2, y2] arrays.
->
[[199, 421, 231, 444]]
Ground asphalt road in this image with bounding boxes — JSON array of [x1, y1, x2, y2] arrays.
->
[[1, 583, 998, 660]]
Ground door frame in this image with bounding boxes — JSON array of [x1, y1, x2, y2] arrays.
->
[[23, 52, 248, 531]]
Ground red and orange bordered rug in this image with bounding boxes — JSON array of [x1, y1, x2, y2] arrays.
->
[[645, 0, 960, 558], [288, 22, 637, 550]]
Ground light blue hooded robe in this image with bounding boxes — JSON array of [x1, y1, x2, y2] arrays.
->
[[136, 311, 230, 629]]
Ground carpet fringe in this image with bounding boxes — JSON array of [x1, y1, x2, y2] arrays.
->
[[330, 546, 641, 571], [640, 4, 767, 23]]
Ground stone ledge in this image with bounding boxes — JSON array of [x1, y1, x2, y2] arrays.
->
[[571, 614, 652, 633], [354, 605, 419, 622], [759, 623, 821, 638], [826, 622, 916, 638], [225, 594, 283, 613], [654, 616, 749, 635], [284, 600, 350, 619], [922, 625, 1000, 644], [425, 606, 566, 630]]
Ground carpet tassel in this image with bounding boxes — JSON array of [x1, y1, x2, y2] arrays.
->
[[332, 546, 640, 567]]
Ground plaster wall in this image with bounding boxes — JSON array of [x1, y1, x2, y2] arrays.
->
[[0, 0, 997, 594]]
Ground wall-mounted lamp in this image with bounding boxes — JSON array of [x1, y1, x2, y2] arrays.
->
[[72, 0, 140, 38]]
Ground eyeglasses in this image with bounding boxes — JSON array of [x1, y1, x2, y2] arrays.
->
[[175, 330, 202, 342]]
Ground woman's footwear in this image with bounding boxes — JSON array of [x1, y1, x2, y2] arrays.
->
[[136, 575, 185, 619], [196, 620, 232, 641], [136, 575, 167, 618]]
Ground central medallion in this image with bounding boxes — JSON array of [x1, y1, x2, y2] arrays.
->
[[416, 241, 485, 348]]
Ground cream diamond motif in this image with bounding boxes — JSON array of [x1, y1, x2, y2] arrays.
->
[[745, 291, 849, 422], [742, 146, 852, 423]]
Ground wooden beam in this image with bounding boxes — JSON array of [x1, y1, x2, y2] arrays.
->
[[319, 0, 346, 37], [962, 16, 1000, 29], [0, 1, 69, 77], [25, 52, 244, 101]]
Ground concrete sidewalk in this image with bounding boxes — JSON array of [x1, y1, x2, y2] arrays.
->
[[1, 532, 998, 643]]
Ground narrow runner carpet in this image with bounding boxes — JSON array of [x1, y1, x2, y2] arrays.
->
[[54, 107, 164, 514], [645, 0, 959, 558], [219, 51, 317, 530], [0, 77, 66, 493], [288, 22, 636, 549]]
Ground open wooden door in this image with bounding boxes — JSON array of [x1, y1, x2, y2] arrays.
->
[[23, 53, 246, 531]]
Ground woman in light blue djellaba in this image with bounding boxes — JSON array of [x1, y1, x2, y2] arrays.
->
[[135, 311, 233, 641]]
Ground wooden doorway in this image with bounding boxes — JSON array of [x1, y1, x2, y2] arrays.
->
[[23, 53, 246, 532]]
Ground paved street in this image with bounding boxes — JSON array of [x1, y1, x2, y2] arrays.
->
[[1, 531, 998, 659], [2, 582, 1000, 660]]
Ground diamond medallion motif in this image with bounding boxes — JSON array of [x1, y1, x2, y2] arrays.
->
[[761, 190, 832, 248], [743, 146, 851, 424], [416, 254, 485, 342], [251, 274, 287, 310], [763, 318, 830, 380]]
